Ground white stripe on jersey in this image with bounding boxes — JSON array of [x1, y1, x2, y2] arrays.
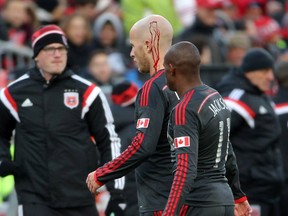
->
[[275, 105, 288, 115], [18, 205, 23, 216], [229, 89, 244, 100], [72, 74, 124, 189], [0, 88, 20, 122], [224, 98, 255, 128], [98, 92, 125, 190], [71, 74, 92, 86], [81, 86, 101, 119], [8, 74, 29, 87]]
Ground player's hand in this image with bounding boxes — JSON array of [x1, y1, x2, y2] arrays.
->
[[234, 200, 253, 216], [86, 171, 101, 194]]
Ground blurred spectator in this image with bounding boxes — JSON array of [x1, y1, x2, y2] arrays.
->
[[178, 0, 226, 63], [173, 0, 196, 28], [188, 34, 212, 65], [81, 50, 122, 99], [34, 0, 67, 25], [266, 0, 284, 24], [60, 13, 93, 74], [217, 48, 284, 216], [121, 0, 183, 36], [255, 16, 281, 44], [92, 12, 128, 74], [66, 0, 97, 21], [224, 31, 251, 66], [1, 0, 38, 46], [273, 61, 288, 216], [110, 81, 139, 216]]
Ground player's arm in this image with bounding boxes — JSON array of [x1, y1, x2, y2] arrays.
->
[[0, 88, 19, 177], [226, 142, 252, 216], [163, 109, 199, 215], [88, 83, 165, 189], [226, 141, 246, 201]]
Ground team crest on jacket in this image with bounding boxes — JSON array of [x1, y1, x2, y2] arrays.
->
[[174, 136, 190, 148], [64, 91, 79, 109]]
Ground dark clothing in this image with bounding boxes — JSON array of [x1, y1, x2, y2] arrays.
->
[[273, 86, 288, 216], [183, 205, 234, 216], [0, 67, 123, 208], [67, 40, 93, 75], [94, 70, 179, 213], [217, 69, 284, 204], [164, 85, 234, 215], [273, 86, 288, 181], [21, 203, 98, 216], [110, 104, 138, 215]]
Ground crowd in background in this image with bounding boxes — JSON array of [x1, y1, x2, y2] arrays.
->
[[0, 0, 288, 216]]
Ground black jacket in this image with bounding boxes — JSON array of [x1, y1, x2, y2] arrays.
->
[[217, 69, 284, 203], [273, 86, 288, 181], [0, 67, 123, 207]]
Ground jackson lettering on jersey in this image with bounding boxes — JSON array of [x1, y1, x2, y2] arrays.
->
[[208, 98, 229, 117]]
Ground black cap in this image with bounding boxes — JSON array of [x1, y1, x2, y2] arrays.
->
[[241, 48, 274, 73]]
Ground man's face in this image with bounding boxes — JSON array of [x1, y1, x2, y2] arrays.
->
[[35, 43, 67, 76], [89, 53, 112, 84], [129, 29, 150, 74], [245, 68, 274, 92]]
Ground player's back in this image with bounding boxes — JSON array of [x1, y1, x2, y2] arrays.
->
[[180, 85, 234, 207]]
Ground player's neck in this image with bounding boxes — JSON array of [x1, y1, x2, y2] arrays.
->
[[177, 81, 203, 97], [149, 64, 164, 76]]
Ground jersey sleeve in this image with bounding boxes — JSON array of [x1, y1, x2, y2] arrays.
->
[[93, 83, 166, 185], [0, 88, 17, 161], [163, 109, 200, 215], [226, 141, 247, 202], [85, 89, 124, 191]]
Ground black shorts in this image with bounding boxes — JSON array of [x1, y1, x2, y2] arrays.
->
[[185, 205, 234, 216], [140, 205, 234, 216], [18, 203, 98, 216]]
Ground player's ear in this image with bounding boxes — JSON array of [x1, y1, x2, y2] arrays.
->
[[169, 64, 176, 76], [145, 40, 152, 53]]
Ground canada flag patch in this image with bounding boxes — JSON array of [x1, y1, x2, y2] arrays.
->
[[136, 118, 150, 129], [174, 136, 190, 148]]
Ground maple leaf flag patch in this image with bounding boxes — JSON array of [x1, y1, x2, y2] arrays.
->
[[136, 118, 150, 129], [174, 136, 190, 148]]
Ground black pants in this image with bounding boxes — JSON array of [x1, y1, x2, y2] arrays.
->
[[279, 182, 288, 216], [19, 203, 98, 216]]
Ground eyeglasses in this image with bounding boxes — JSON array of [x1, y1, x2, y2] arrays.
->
[[42, 46, 68, 55]]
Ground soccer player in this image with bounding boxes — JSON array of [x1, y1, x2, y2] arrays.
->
[[86, 15, 179, 215], [162, 41, 252, 216]]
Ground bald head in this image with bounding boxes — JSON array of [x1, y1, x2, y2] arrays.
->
[[130, 14, 173, 49], [165, 41, 201, 75]]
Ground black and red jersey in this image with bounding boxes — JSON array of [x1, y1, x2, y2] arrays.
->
[[164, 85, 234, 215], [94, 69, 179, 213], [0, 67, 123, 207]]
